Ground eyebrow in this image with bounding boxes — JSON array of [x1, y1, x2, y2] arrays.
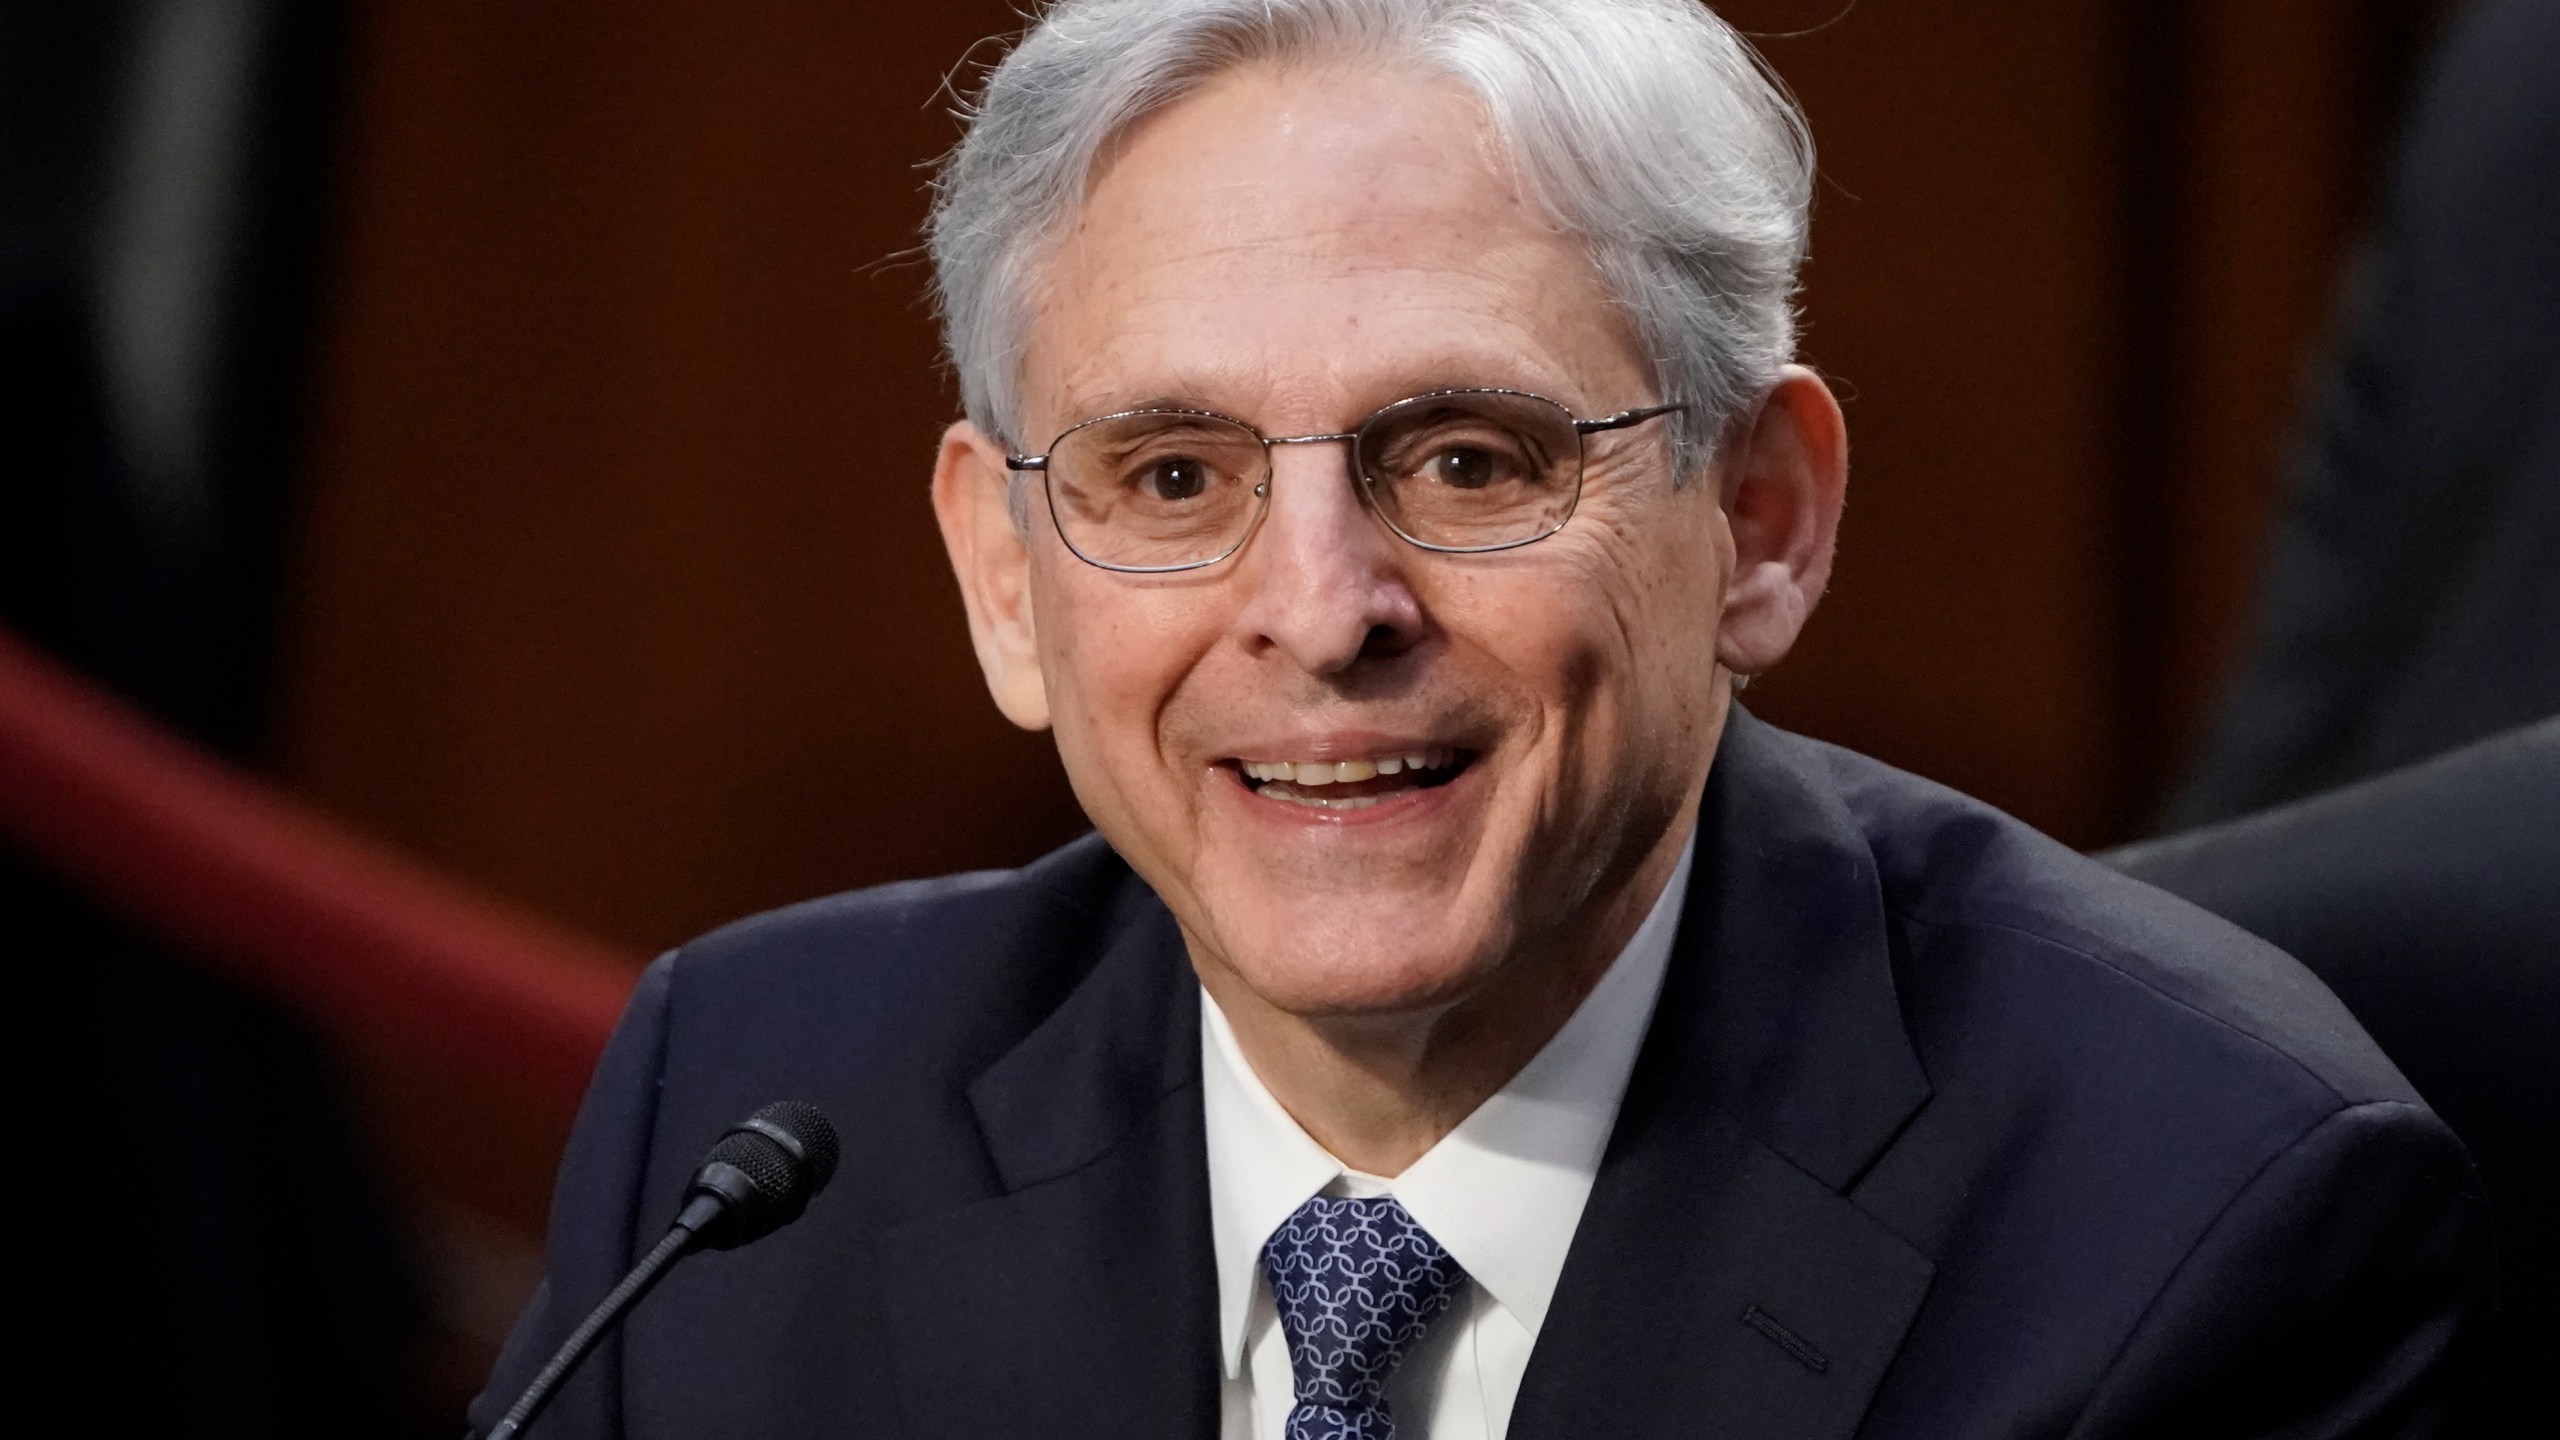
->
[[1051, 364, 1584, 431], [1092, 395, 1233, 417]]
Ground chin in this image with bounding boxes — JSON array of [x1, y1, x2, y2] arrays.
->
[[1206, 896, 1510, 1020]]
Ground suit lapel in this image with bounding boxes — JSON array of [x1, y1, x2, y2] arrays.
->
[[1509, 712, 1938, 1440], [874, 872, 1221, 1440]]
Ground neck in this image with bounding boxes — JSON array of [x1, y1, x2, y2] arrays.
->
[[1197, 801, 1698, 1176]]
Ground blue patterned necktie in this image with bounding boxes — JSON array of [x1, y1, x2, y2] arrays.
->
[[1260, 1194, 1471, 1440]]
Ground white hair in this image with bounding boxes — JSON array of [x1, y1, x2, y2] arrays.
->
[[926, 0, 1814, 482]]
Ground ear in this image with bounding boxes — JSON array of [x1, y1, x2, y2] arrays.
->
[[931, 420, 1052, 730], [1715, 365, 1847, 677]]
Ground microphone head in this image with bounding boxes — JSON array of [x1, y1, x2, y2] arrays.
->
[[687, 1101, 841, 1250]]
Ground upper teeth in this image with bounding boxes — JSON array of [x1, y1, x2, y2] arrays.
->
[[1239, 750, 1454, 786]]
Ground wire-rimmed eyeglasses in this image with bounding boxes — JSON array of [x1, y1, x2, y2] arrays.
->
[[1004, 387, 1684, 574]]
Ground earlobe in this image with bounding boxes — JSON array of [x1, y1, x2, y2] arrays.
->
[[930, 421, 1053, 731], [1714, 366, 1847, 677]]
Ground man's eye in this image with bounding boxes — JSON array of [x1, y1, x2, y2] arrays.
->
[[1139, 456, 1211, 500], [1429, 446, 1503, 489]]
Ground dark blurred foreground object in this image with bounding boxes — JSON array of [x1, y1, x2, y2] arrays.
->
[[2, 0, 341, 750], [2112, 718, 2560, 1431], [2167, 0, 2560, 827], [3, 0, 443, 1433], [8, 846, 430, 1435], [0, 619, 638, 1431]]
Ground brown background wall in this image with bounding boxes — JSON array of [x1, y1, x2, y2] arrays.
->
[[271, 0, 2447, 1389]]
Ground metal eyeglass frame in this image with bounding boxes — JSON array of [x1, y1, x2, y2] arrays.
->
[[1004, 386, 1686, 574]]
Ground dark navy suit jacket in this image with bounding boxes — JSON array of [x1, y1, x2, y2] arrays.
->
[[473, 712, 2489, 1438]]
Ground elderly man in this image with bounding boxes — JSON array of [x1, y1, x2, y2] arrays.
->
[[474, 2, 2488, 1436]]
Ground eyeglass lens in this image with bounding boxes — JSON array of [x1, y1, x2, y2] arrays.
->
[[1042, 390, 1584, 571]]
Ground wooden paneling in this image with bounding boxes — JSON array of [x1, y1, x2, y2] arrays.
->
[[1719, 0, 2133, 842], [289, 0, 1081, 955], [1716, 0, 2428, 834], [2151, 1, 2397, 780]]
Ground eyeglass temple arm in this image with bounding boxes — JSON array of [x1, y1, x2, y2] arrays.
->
[[1004, 453, 1048, 471], [1573, 401, 1686, 436]]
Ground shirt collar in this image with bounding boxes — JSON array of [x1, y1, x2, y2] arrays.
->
[[1200, 828, 1695, 1378]]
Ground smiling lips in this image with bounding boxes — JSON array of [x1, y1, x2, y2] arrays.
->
[[1233, 748, 1468, 810]]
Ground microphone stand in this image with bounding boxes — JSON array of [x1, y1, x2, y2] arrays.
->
[[484, 1220, 698, 1440]]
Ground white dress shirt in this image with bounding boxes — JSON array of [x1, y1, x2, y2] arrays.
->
[[1203, 830, 1695, 1440]]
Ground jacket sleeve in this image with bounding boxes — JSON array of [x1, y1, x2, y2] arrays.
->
[[466, 953, 678, 1440], [2066, 1098, 2494, 1439]]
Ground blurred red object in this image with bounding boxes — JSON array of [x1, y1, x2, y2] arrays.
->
[[0, 627, 635, 1118]]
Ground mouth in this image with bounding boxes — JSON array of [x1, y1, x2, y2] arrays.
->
[[1223, 747, 1475, 812]]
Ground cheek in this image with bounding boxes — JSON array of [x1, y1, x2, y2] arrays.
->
[[1033, 561, 1220, 779], [1585, 470, 1727, 647], [1441, 486, 1725, 756]]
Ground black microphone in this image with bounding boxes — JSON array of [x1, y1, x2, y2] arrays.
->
[[484, 1101, 841, 1440]]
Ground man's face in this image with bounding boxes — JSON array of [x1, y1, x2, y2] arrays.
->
[[984, 61, 1741, 1020]]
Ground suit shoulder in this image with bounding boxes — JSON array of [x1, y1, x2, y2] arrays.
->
[[676, 830, 1120, 975], [650, 831, 1140, 1079], [1796, 733, 2416, 1111], [1773, 732, 2493, 1434]]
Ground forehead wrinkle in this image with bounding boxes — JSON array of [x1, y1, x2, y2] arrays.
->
[[1040, 244, 1614, 422], [1048, 325, 1597, 434], [1061, 179, 1557, 297]]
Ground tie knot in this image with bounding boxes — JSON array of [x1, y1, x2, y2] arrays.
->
[[1261, 1195, 1469, 1439]]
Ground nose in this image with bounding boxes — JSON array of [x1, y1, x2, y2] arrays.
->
[[1228, 441, 1427, 676]]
